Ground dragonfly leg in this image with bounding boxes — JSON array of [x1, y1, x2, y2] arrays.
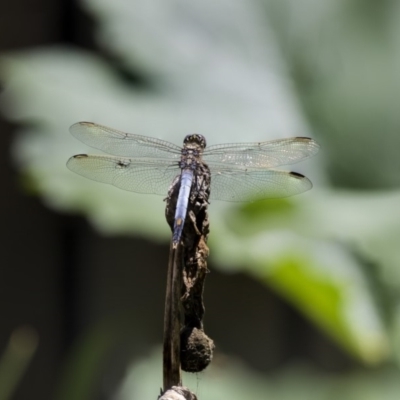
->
[[187, 210, 202, 236]]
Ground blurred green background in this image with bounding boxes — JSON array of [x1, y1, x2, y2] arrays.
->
[[1, 0, 400, 399]]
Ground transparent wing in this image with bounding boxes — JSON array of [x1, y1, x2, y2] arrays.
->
[[70, 122, 182, 159], [204, 137, 319, 169], [67, 154, 180, 195], [209, 165, 312, 202]]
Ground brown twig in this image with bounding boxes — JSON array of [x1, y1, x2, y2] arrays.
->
[[163, 242, 183, 390], [162, 160, 213, 398]]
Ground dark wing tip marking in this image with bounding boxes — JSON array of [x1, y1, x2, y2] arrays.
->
[[289, 171, 305, 178], [69, 121, 93, 131], [72, 154, 89, 159], [69, 121, 99, 136], [295, 137, 320, 156], [294, 137, 320, 146], [66, 154, 88, 167], [289, 171, 313, 191]]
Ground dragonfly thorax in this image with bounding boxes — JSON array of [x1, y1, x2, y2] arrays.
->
[[180, 134, 206, 170]]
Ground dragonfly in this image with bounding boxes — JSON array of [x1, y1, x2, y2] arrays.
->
[[67, 122, 319, 246]]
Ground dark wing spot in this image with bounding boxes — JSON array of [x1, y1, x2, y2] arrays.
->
[[116, 160, 131, 168], [289, 171, 305, 178], [73, 154, 89, 158]]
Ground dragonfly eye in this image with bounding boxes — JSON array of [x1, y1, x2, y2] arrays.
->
[[183, 134, 207, 149]]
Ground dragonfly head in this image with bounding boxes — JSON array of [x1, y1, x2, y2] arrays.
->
[[183, 134, 207, 149]]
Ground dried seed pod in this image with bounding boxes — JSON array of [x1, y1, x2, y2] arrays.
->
[[180, 327, 214, 373]]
